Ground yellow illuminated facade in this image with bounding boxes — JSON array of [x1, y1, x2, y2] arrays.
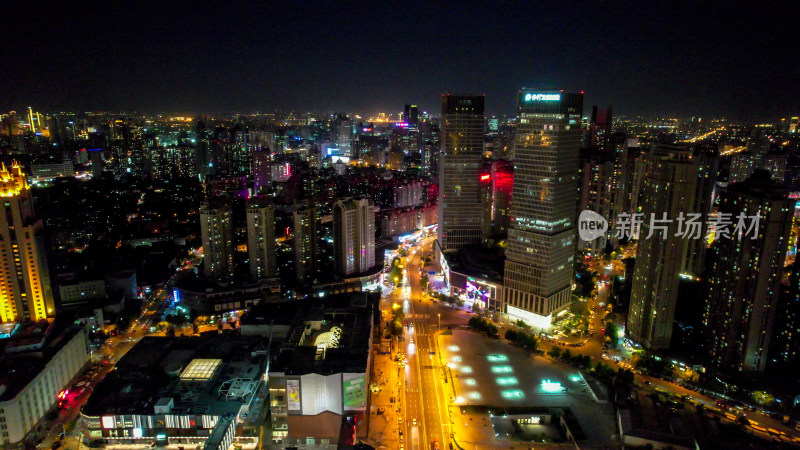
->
[[0, 162, 54, 323]]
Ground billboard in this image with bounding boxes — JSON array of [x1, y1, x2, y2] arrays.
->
[[343, 373, 367, 410], [286, 379, 301, 411]]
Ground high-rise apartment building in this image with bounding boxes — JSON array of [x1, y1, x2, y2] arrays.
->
[[0, 163, 54, 323], [199, 201, 234, 283], [333, 197, 376, 277], [252, 148, 271, 195], [705, 170, 795, 373], [577, 148, 614, 257], [246, 197, 277, 281], [609, 136, 641, 246], [437, 94, 485, 252], [294, 201, 320, 282], [503, 90, 583, 328], [587, 106, 612, 151], [627, 144, 716, 349], [729, 152, 756, 184]]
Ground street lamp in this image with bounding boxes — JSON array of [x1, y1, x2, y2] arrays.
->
[[438, 313, 441, 332]]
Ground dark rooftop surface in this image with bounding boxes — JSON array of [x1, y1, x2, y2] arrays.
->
[[267, 292, 379, 375], [443, 243, 505, 283], [83, 334, 267, 416], [0, 319, 83, 401]]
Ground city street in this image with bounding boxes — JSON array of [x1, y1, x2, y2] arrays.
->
[[371, 233, 470, 449]]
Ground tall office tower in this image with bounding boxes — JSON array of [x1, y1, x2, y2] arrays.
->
[[704, 170, 795, 373], [337, 120, 352, 157], [437, 94, 485, 252], [480, 162, 493, 238], [252, 148, 271, 195], [293, 201, 320, 282], [0, 163, 54, 324], [246, 197, 277, 281], [27, 107, 42, 134], [404, 104, 419, 127], [587, 106, 612, 151], [491, 160, 513, 234], [194, 118, 214, 180], [627, 144, 715, 349], [333, 197, 376, 277], [420, 119, 440, 176], [577, 148, 614, 257], [503, 90, 583, 328], [402, 104, 421, 157], [199, 201, 234, 283]]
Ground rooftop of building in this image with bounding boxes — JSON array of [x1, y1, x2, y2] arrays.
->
[[442, 242, 505, 284], [265, 292, 379, 376], [617, 391, 695, 449], [728, 169, 791, 199], [0, 319, 84, 402], [82, 334, 267, 417]]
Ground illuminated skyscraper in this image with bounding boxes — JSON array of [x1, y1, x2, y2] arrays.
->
[[491, 160, 513, 234], [437, 94, 485, 252], [705, 170, 795, 373], [333, 197, 376, 277], [246, 197, 277, 281], [199, 201, 234, 283], [337, 119, 352, 157], [503, 90, 583, 328], [0, 163, 54, 323]]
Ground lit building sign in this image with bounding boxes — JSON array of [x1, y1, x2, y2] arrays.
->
[[524, 93, 561, 102], [480, 174, 491, 181], [102, 416, 115, 429], [541, 379, 563, 392]]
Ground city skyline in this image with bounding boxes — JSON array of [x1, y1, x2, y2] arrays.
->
[[2, 2, 798, 119], [3, 3, 800, 448]]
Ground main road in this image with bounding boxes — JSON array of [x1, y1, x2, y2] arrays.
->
[[395, 235, 469, 450]]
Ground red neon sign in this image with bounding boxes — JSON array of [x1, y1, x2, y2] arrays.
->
[[480, 174, 491, 181]]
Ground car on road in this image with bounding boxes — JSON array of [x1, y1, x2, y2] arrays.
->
[[432, 438, 440, 449], [412, 418, 417, 426]]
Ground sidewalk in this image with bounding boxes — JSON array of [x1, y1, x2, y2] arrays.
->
[[367, 353, 403, 448]]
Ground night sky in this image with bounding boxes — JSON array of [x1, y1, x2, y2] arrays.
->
[[3, 1, 797, 119]]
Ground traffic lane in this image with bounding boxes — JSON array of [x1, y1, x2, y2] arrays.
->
[[406, 300, 427, 449], [414, 278, 448, 448], [407, 244, 442, 448], [415, 316, 442, 447]]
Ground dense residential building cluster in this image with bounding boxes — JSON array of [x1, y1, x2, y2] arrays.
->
[[1, 95, 800, 449]]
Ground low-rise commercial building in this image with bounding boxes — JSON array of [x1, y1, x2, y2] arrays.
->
[[81, 334, 269, 449], [0, 321, 89, 445], [266, 292, 379, 448]]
